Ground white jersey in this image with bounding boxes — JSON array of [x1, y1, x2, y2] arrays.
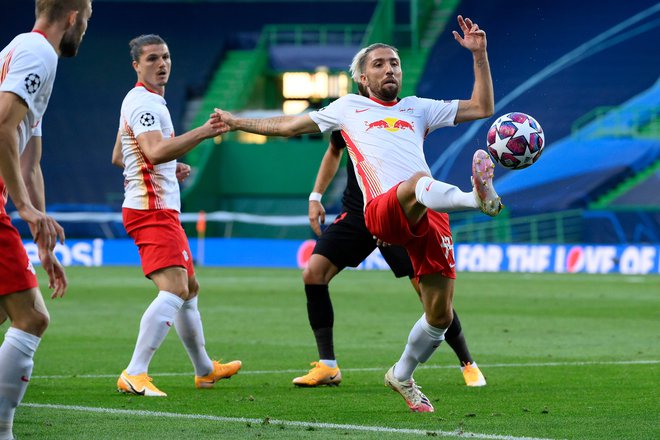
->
[[119, 84, 179, 211], [0, 32, 58, 155], [309, 94, 458, 206]]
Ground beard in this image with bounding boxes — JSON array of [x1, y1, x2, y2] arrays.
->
[[369, 79, 399, 101], [59, 24, 84, 58]]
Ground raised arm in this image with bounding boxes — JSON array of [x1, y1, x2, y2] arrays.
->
[[453, 15, 495, 123], [214, 110, 321, 137], [309, 134, 344, 236], [137, 113, 223, 165]]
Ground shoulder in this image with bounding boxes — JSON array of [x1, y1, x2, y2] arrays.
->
[[12, 33, 57, 71]]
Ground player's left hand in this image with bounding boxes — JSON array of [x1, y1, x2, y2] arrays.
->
[[452, 15, 487, 53], [39, 250, 68, 298], [309, 201, 326, 237], [176, 162, 191, 182]]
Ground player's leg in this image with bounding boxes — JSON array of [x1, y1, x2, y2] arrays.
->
[[0, 288, 49, 440], [295, 212, 376, 386], [294, 254, 342, 386], [385, 274, 452, 413], [398, 151, 502, 217], [118, 266, 187, 397], [302, 253, 340, 362], [174, 275, 241, 389], [407, 276, 486, 386], [444, 310, 486, 386]]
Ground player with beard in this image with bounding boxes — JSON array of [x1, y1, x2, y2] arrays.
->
[[214, 16, 500, 412], [111, 35, 240, 397], [0, 1, 92, 438], [293, 129, 486, 388]]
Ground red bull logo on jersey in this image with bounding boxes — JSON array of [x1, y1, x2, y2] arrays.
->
[[365, 117, 415, 133]]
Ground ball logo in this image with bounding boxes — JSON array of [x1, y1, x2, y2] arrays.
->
[[365, 117, 414, 133], [24, 73, 41, 95], [139, 113, 156, 127]]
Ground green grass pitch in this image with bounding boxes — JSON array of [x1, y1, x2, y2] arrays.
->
[[9, 267, 659, 439]]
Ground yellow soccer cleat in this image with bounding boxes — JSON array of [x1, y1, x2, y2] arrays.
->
[[195, 360, 242, 389], [292, 361, 342, 387], [462, 362, 487, 387], [117, 370, 167, 397]]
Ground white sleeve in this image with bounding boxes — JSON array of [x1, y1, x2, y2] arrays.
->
[[422, 98, 459, 133], [308, 98, 346, 133], [129, 103, 163, 138], [0, 49, 50, 112]]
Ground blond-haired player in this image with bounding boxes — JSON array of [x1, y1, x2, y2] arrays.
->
[[0, 1, 92, 438]]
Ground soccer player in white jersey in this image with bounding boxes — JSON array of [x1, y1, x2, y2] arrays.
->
[[0, 1, 92, 438], [111, 34, 240, 397], [214, 16, 500, 412]]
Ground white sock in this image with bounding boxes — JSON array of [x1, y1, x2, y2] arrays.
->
[[461, 361, 478, 371], [174, 296, 213, 377], [0, 328, 41, 440], [415, 176, 478, 212], [126, 291, 184, 375], [320, 359, 338, 368], [394, 315, 446, 382]]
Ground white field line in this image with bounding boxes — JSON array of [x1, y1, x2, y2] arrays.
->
[[21, 402, 562, 440], [32, 359, 659, 380]]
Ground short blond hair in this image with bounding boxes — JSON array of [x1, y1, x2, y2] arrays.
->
[[35, 0, 90, 22], [349, 43, 398, 83]]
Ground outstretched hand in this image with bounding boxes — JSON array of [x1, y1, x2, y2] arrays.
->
[[211, 108, 235, 134], [452, 15, 487, 53]]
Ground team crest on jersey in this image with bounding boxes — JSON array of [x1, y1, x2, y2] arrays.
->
[[24, 73, 41, 95], [364, 117, 414, 133], [139, 113, 156, 127]]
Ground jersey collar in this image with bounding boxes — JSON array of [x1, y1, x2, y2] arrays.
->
[[369, 96, 399, 107], [31, 30, 48, 39], [135, 82, 159, 95]]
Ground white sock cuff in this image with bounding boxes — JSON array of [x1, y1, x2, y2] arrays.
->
[[5, 327, 41, 357], [419, 315, 446, 340], [414, 176, 435, 204], [157, 291, 185, 309], [182, 296, 199, 310]]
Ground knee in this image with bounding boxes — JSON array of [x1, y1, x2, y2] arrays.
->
[[303, 264, 328, 285], [426, 309, 453, 330], [188, 279, 199, 299], [14, 311, 50, 337], [408, 171, 430, 186]]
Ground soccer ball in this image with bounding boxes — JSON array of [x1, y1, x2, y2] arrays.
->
[[486, 112, 545, 170]]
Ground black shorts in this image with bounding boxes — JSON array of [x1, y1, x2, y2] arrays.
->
[[313, 210, 414, 278]]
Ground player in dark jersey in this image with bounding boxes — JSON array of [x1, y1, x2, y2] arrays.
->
[[293, 131, 486, 387]]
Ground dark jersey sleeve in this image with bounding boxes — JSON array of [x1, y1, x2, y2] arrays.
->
[[330, 131, 364, 214]]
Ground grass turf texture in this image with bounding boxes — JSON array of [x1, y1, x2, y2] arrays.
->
[[10, 267, 659, 439]]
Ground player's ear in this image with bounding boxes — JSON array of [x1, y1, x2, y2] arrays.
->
[[65, 10, 79, 29], [132, 60, 139, 73]]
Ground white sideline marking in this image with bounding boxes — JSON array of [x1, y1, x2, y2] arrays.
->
[[22, 402, 560, 440], [32, 359, 659, 380]]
